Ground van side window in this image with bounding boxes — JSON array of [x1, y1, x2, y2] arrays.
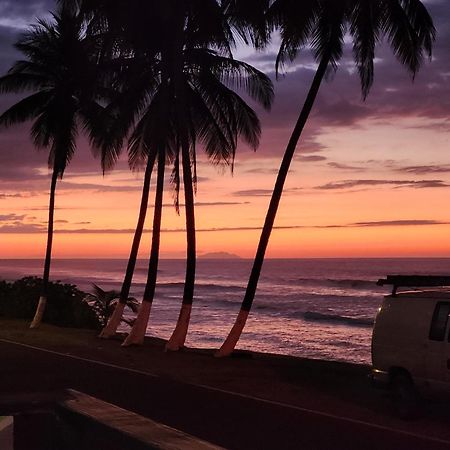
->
[[429, 302, 450, 341]]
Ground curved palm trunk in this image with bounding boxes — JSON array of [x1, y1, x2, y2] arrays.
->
[[216, 55, 330, 357], [166, 141, 196, 351], [123, 150, 165, 346], [99, 153, 156, 338], [30, 168, 58, 329]]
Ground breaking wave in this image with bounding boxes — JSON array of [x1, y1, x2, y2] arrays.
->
[[302, 311, 374, 327]]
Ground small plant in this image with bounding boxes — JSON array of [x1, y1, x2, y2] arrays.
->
[[83, 284, 139, 328]]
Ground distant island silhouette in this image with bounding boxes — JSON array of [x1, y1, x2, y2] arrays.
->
[[199, 252, 241, 259]]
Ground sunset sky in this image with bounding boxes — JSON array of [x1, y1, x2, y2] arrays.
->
[[0, 0, 449, 259]]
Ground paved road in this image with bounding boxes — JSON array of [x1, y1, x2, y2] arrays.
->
[[1, 340, 449, 450]]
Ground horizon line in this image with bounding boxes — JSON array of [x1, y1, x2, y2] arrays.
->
[[2, 256, 450, 260]]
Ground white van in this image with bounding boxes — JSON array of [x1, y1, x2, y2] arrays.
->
[[372, 276, 450, 415]]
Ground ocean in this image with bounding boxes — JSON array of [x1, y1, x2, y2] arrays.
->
[[1, 258, 449, 365]]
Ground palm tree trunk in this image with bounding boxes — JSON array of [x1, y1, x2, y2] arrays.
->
[[216, 54, 330, 356], [123, 150, 165, 346], [30, 168, 58, 329], [100, 153, 156, 338], [166, 139, 196, 351]]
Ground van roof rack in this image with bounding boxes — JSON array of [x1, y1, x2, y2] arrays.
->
[[377, 275, 450, 295]]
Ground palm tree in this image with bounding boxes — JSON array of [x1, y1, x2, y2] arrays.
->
[[64, 0, 273, 346], [98, 155, 156, 337], [122, 145, 167, 346], [0, 6, 105, 328], [119, 6, 274, 347], [56, 1, 272, 344], [166, 58, 273, 351], [83, 283, 138, 328], [73, 0, 164, 339], [217, 0, 436, 356]]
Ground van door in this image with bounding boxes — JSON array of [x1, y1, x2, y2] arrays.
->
[[427, 302, 450, 388]]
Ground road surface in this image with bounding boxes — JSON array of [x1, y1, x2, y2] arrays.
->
[[1, 340, 449, 450]]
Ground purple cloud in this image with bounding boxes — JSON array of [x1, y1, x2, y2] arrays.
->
[[315, 179, 450, 190], [327, 162, 365, 171], [296, 155, 327, 162], [395, 165, 450, 175]]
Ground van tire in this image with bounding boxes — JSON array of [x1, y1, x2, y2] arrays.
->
[[391, 373, 422, 420]]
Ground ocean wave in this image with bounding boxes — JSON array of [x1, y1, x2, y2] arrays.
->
[[329, 278, 377, 289], [280, 277, 377, 290], [155, 281, 244, 292], [302, 311, 374, 327]]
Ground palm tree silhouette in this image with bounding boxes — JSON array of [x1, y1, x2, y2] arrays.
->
[[122, 150, 166, 345], [74, 0, 166, 338], [71, 0, 273, 345], [118, 6, 274, 347], [217, 0, 436, 356], [166, 57, 273, 351], [97, 76, 160, 338], [0, 7, 105, 328]]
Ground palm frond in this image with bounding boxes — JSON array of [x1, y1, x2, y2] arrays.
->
[[92, 60, 161, 172], [0, 71, 50, 94], [349, 0, 383, 98], [30, 110, 53, 149], [381, 0, 420, 74], [187, 81, 236, 165], [269, 0, 320, 75], [310, 1, 347, 70], [381, 0, 435, 76], [0, 91, 51, 128], [402, 0, 435, 58], [221, 0, 271, 48], [185, 0, 235, 55], [187, 49, 274, 110]]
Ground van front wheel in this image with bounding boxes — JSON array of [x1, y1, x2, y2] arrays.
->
[[391, 373, 421, 420]]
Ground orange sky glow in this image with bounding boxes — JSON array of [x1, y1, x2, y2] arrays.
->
[[2, 115, 450, 259], [1, 1, 450, 259]]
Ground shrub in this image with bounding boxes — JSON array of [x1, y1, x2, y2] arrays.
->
[[0, 277, 100, 329], [83, 283, 138, 328]]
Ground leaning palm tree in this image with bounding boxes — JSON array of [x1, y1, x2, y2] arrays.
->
[[96, 64, 161, 338], [121, 149, 166, 346], [97, 155, 157, 338], [166, 56, 273, 351], [217, 0, 435, 356], [0, 7, 105, 328]]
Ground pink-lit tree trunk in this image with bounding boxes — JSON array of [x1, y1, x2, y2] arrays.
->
[[30, 168, 59, 329], [99, 154, 156, 338], [216, 55, 330, 356], [166, 137, 196, 351], [122, 150, 165, 346]]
